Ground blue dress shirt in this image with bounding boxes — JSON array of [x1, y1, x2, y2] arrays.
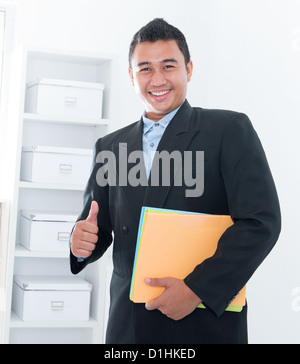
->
[[142, 105, 181, 178]]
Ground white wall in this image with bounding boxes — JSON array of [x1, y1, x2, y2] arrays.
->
[[2, 0, 300, 343]]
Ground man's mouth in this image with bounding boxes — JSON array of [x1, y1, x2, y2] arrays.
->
[[148, 90, 172, 100], [149, 90, 170, 96]]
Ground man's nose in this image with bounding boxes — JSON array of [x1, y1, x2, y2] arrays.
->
[[150, 69, 167, 87]]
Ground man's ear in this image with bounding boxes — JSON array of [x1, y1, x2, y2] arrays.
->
[[128, 67, 135, 87], [186, 61, 193, 83]]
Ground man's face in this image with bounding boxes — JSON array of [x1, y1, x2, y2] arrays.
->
[[129, 40, 193, 121]]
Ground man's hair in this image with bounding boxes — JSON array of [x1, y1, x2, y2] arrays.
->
[[129, 18, 191, 68]]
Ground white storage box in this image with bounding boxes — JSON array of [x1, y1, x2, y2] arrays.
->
[[12, 275, 92, 322], [25, 78, 105, 118], [20, 146, 93, 185], [19, 211, 78, 252]]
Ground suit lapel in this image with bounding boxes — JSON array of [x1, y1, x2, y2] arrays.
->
[[112, 119, 148, 220]]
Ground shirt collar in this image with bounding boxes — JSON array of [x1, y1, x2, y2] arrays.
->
[[142, 105, 182, 135]]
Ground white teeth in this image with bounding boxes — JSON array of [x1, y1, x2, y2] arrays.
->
[[151, 90, 170, 96]]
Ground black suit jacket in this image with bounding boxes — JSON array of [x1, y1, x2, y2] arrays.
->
[[70, 100, 281, 344]]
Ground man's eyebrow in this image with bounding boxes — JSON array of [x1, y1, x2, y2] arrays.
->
[[137, 61, 151, 68], [161, 58, 178, 64], [137, 59, 178, 68]]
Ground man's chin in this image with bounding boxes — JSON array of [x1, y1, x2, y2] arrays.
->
[[145, 103, 174, 117]]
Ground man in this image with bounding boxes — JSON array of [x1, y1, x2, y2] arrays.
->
[[70, 18, 281, 344]]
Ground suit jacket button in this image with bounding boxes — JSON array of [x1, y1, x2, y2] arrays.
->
[[122, 226, 129, 235]]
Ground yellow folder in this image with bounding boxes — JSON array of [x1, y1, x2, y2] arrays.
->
[[130, 207, 246, 312]]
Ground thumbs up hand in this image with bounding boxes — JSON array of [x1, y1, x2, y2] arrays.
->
[[71, 201, 99, 259]]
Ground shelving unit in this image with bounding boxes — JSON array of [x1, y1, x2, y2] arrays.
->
[[19, 181, 86, 191], [0, 200, 10, 344], [23, 112, 109, 127], [3, 47, 115, 344]]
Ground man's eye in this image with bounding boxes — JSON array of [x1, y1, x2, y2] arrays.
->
[[164, 65, 174, 69], [140, 67, 151, 72]]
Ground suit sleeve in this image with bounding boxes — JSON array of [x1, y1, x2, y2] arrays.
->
[[70, 138, 113, 274], [184, 113, 281, 317]]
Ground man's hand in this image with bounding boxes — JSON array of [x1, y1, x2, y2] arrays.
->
[[145, 277, 202, 321], [71, 201, 99, 258]]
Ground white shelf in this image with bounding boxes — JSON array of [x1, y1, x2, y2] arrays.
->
[[23, 113, 109, 127], [4, 47, 114, 344], [15, 245, 69, 259], [19, 181, 86, 191], [10, 311, 98, 328], [26, 46, 115, 66]]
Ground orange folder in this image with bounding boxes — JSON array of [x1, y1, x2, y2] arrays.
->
[[130, 207, 246, 312]]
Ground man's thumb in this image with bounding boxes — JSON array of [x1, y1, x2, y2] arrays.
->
[[86, 201, 99, 225]]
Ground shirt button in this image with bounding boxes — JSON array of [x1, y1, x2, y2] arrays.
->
[[150, 143, 155, 148], [155, 123, 160, 127], [122, 226, 129, 235]]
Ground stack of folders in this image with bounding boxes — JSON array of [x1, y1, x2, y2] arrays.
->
[[130, 207, 246, 313]]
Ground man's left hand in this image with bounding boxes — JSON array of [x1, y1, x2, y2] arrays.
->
[[145, 277, 202, 321]]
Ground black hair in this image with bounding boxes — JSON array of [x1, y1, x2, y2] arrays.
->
[[129, 18, 191, 68]]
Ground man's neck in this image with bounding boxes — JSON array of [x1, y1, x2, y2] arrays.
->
[[144, 103, 184, 123]]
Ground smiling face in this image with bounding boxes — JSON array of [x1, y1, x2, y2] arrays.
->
[[129, 40, 193, 121]]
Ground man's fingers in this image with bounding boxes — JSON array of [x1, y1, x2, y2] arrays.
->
[[145, 277, 171, 287], [71, 242, 95, 258], [144, 277, 171, 311], [145, 297, 162, 311], [75, 240, 97, 252], [76, 220, 99, 235], [77, 230, 99, 244], [72, 248, 93, 259]]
